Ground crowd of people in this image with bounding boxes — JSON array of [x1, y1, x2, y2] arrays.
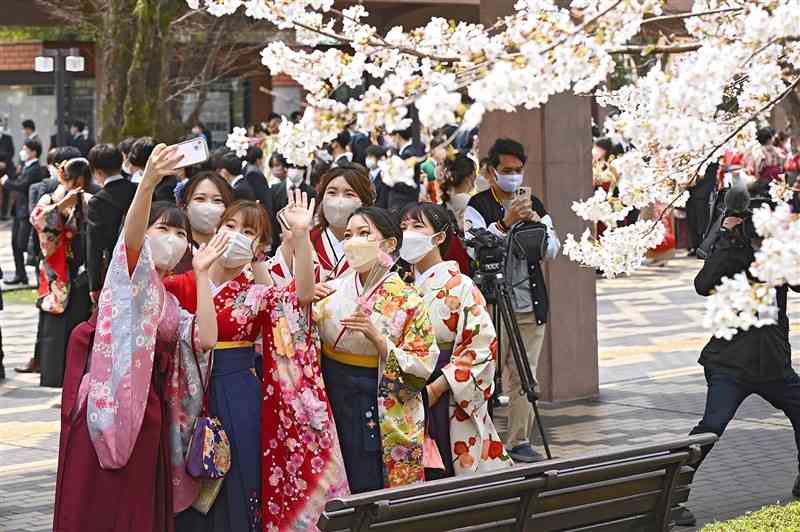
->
[[0, 111, 563, 531]]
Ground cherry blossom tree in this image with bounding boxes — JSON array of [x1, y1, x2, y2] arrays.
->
[[189, 0, 800, 338]]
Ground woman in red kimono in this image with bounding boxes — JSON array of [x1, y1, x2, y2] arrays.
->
[[166, 193, 348, 532], [269, 166, 374, 285], [54, 144, 225, 531]]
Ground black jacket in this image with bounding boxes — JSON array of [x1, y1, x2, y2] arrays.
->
[[86, 178, 137, 293], [695, 235, 798, 382], [268, 181, 316, 253], [232, 176, 257, 202], [467, 188, 551, 323], [153, 175, 178, 204], [244, 165, 272, 208], [5, 160, 44, 218], [0, 134, 15, 178], [69, 134, 95, 158]]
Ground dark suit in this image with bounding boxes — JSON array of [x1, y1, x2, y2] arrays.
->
[[244, 164, 272, 208], [153, 175, 178, 204], [267, 181, 316, 254], [86, 178, 137, 293], [232, 176, 257, 202], [350, 132, 369, 166], [387, 143, 423, 212], [5, 160, 44, 279], [0, 133, 15, 219], [69, 134, 94, 158]]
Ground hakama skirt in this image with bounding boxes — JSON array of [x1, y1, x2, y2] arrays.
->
[[175, 346, 262, 532], [53, 333, 173, 532], [321, 356, 383, 494]]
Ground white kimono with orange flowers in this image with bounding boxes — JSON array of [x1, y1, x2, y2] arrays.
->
[[416, 261, 513, 474]]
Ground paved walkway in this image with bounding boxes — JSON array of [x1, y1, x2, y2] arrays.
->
[[0, 221, 799, 530]]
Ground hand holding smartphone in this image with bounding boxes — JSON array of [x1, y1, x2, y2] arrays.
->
[[169, 136, 210, 169]]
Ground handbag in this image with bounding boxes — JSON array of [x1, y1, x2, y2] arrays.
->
[[185, 332, 231, 480]]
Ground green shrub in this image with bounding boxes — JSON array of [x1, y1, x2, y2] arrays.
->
[[702, 501, 800, 531]]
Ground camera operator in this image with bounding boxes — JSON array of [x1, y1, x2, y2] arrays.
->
[[463, 138, 560, 463], [676, 205, 800, 525]]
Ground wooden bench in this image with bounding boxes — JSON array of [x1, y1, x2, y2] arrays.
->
[[318, 434, 717, 532]]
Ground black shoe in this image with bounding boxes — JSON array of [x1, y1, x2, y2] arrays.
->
[[687, 249, 697, 257], [671, 505, 696, 527], [793, 474, 800, 498], [3, 277, 28, 286], [0, 364, 5, 380]]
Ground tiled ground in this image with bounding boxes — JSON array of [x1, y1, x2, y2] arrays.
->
[[1, 223, 799, 530]]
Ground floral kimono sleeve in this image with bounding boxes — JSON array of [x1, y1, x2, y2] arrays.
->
[[379, 282, 438, 392], [442, 279, 498, 417], [30, 197, 63, 233], [166, 301, 211, 513]]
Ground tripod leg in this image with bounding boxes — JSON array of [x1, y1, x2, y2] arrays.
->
[[531, 401, 552, 459], [497, 286, 552, 460]]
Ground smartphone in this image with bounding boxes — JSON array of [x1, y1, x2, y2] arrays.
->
[[170, 136, 209, 169], [517, 186, 531, 198]]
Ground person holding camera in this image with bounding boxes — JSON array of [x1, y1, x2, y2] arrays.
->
[[676, 209, 800, 525], [463, 138, 560, 463]]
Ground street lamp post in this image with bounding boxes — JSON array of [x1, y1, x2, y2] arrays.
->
[[34, 48, 85, 147]]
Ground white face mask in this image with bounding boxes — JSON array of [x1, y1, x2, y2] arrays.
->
[[131, 169, 144, 184], [220, 231, 254, 269], [187, 201, 225, 235], [122, 161, 132, 175], [365, 157, 378, 170], [448, 192, 471, 213], [496, 172, 523, 193], [323, 196, 362, 229], [149, 233, 187, 272], [287, 168, 305, 186], [19, 149, 30, 162], [475, 174, 490, 193], [400, 230, 437, 265], [343, 236, 380, 273]]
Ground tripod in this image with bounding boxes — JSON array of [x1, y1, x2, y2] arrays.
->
[[478, 269, 552, 460]]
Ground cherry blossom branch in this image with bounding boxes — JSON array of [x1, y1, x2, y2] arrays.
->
[[641, 74, 800, 237], [607, 42, 703, 55], [638, 7, 744, 26]]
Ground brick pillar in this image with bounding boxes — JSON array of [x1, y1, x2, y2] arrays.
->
[[480, 0, 599, 401]]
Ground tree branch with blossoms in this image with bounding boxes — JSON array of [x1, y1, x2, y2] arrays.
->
[[194, 0, 800, 339]]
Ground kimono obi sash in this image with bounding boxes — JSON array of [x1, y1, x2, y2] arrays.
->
[[322, 345, 379, 369], [211, 343, 256, 377]]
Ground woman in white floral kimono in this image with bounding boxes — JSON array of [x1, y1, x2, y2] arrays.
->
[[399, 202, 512, 478]]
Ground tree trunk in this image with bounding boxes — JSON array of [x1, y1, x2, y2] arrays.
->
[[95, 0, 136, 143], [120, 0, 168, 138]]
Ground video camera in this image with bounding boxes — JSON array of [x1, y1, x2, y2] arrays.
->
[[465, 227, 505, 276]]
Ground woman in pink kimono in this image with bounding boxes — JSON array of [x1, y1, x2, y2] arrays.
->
[[53, 145, 226, 531], [399, 202, 512, 478]]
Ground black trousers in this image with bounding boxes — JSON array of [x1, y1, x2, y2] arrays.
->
[[11, 215, 31, 279], [686, 197, 710, 251], [690, 368, 800, 472]]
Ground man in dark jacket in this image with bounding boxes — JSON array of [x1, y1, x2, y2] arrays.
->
[[218, 151, 256, 201], [677, 215, 800, 524], [243, 145, 272, 208], [86, 144, 137, 301], [0, 127, 16, 220], [268, 165, 315, 253], [2, 138, 44, 284]]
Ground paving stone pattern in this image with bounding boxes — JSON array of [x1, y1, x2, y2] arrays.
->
[[0, 224, 799, 530]]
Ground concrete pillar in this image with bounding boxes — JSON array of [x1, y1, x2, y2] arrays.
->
[[480, 0, 599, 401]]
